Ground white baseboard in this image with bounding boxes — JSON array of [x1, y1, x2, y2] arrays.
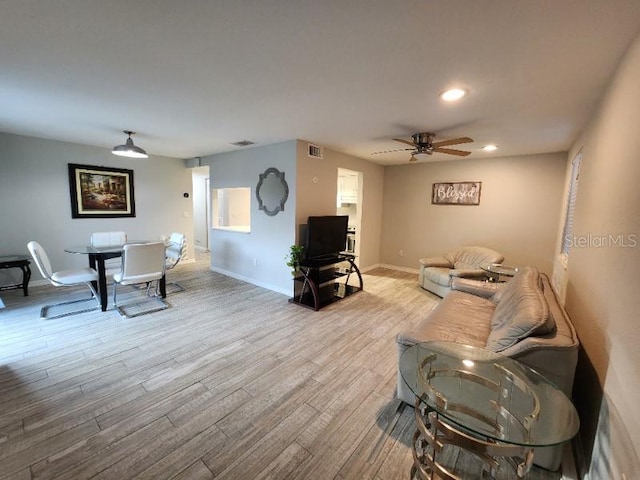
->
[[361, 263, 419, 275], [209, 263, 418, 298], [209, 266, 290, 296]]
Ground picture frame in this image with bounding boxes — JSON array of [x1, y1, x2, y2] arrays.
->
[[68, 163, 136, 218], [432, 181, 482, 206]]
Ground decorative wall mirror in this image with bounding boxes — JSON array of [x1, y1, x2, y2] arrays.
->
[[256, 167, 289, 216]]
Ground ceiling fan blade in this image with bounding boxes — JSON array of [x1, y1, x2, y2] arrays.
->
[[431, 137, 473, 148], [371, 147, 413, 155], [434, 147, 471, 156], [392, 138, 417, 147]]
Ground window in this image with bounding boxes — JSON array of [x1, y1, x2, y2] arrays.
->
[[212, 187, 251, 233], [560, 151, 583, 257]]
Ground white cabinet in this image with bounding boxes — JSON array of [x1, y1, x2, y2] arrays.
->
[[338, 174, 358, 204]]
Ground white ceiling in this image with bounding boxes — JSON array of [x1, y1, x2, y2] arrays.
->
[[1, 1, 640, 165]]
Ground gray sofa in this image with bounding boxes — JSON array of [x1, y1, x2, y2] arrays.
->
[[419, 245, 504, 297], [397, 266, 579, 471]]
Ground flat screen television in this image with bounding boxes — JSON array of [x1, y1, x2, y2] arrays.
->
[[304, 215, 349, 260]]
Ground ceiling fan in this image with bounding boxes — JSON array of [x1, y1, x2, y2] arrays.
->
[[372, 132, 473, 162]]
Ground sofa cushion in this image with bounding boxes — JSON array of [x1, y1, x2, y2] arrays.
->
[[453, 262, 476, 270], [486, 267, 555, 352], [448, 246, 504, 269], [423, 266, 452, 287], [397, 291, 493, 348]]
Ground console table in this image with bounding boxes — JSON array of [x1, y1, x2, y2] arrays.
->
[[289, 253, 362, 311], [399, 342, 579, 479], [0, 254, 32, 296]]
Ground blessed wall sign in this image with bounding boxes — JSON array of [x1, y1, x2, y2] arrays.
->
[[432, 181, 482, 206]]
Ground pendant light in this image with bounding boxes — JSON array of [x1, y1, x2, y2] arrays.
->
[[112, 130, 148, 158]]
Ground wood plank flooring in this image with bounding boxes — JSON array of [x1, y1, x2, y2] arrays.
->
[[0, 254, 561, 479]]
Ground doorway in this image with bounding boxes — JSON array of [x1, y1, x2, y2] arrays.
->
[[191, 166, 210, 252], [337, 168, 362, 262]]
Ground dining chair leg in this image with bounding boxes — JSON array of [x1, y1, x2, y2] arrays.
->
[[40, 282, 100, 320]]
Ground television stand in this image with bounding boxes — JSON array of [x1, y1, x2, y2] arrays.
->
[[289, 253, 363, 311]]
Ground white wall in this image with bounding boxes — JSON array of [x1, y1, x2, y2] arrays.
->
[[0, 132, 193, 284], [558, 33, 640, 478], [380, 153, 567, 275], [202, 140, 297, 295]]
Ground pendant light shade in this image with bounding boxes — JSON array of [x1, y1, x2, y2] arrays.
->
[[112, 130, 148, 158]]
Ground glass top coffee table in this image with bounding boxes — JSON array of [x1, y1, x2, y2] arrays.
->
[[399, 342, 579, 479], [481, 263, 519, 283]]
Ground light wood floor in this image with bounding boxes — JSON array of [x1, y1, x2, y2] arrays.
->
[[0, 255, 561, 479]]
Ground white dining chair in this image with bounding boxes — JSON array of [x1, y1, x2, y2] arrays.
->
[[112, 242, 168, 318], [164, 232, 186, 293], [90, 231, 127, 279], [27, 241, 100, 319]]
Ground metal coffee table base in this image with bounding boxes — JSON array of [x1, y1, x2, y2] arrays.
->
[[410, 395, 534, 480]]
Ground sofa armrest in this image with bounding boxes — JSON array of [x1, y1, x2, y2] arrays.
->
[[419, 256, 452, 268], [451, 277, 504, 299], [449, 268, 488, 278]]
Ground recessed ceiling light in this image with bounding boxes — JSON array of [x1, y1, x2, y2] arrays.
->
[[483, 144, 498, 152], [440, 88, 466, 101]]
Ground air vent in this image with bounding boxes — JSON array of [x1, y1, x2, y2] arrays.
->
[[308, 143, 323, 159], [231, 140, 255, 147]]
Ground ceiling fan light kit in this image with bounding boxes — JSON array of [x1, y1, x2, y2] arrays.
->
[[112, 130, 148, 158], [410, 151, 430, 162]]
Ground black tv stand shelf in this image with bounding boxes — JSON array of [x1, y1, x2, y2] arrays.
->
[[289, 253, 363, 311]]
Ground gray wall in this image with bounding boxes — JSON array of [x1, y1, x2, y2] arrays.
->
[[202, 139, 385, 295], [559, 32, 640, 477], [202, 141, 297, 295], [0, 132, 193, 285], [380, 153, 567, 275]]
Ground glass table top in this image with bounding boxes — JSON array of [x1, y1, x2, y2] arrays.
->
[[65, 241, 154, 255], [481, 263, 519, 276], [399, 342, 579, 447], [65, 245, 127, 254]]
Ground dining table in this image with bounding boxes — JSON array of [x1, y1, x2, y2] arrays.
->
[[65, 242, 166, 312]]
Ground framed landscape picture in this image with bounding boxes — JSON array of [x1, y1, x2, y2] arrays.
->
[[432, 181, 482, 206], [68, 163, 136, 218]]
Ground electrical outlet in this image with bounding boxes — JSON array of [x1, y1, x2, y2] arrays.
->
[[399, 249, 404, 257]]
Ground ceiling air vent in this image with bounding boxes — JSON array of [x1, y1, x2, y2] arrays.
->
[[231, 140, 255, 147], [308, 143, 323, 159]]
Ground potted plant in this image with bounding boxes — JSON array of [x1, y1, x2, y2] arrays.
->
[[285, 245, 304, 275]]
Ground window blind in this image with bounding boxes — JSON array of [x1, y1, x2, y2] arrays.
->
[[560, 151, 583, 255]]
